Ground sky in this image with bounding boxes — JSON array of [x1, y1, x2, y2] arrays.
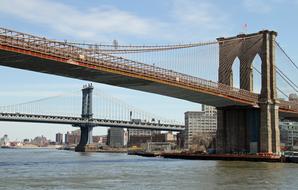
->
[[0, 0, 298, 141]]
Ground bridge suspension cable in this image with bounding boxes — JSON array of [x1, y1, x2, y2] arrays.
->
[[92, 89, 181, 125], [0, 91, 81, 117], [275, 67, 298, 92], [275, 41, 298, 71], [253, 66, 289, 98], [0, 87, 181, 125], [67, 41, 218, 54], [65, 34, 263, 53], [275, 41, 298, 99]]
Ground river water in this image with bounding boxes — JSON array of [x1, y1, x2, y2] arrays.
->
[[0, 149, 297, 190]]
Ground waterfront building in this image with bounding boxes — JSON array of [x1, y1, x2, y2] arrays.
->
[[31, 135, 48, 147], [93, 135, 107, 145], [128, 129, 155, 136], [55, 133, 63, 144], [128, 119, 160, 137], [65, 130, 81, 145], [64, 133, 68, 145], [127, 128, 160, 146], [280, 121, 298, 150], [202, 105, 217, 117], [108, 128, 125, 147], [128, 132, 177, 147], [176, 132, 184, 149], [144, 142, 174, 152], [128, 135, 152, 147], [184, 105, 217, 149]]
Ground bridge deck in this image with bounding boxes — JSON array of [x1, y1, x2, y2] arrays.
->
[[0, 112, 185, 131]]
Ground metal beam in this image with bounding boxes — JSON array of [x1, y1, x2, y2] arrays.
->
[[0, 112, 185, 131]]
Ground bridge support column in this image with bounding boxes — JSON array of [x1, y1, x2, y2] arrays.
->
[[75, 125, 94, 152], [216, 106, 280, 154], [216, 107, 260, 154], [271, 104, 280, 153], [259, 102, 280, 153], [75, 84, 96, 152], [216, 110, 226, 153], [258, 31, 280, 154], [259, 103, 272, 152]]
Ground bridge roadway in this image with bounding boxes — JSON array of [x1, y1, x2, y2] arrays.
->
[[0, 28, 297, 117], [0, 112, 185, 131]]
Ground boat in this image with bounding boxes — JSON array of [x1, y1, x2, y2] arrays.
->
[[284, 151, 298, 163]]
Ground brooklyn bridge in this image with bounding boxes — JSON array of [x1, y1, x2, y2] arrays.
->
[[0, 27, 298, 153]]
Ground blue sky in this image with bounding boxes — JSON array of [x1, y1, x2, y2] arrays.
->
[[0, 0, 298, 141]]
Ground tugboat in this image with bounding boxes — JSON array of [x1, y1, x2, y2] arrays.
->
[[0, 134, 10, 148], [284, 151, 298, 163], [0, 142, 11, 148]]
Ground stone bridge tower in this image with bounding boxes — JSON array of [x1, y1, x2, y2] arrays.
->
[[75, 84, 95, 152], [216, 30, 280, 154]]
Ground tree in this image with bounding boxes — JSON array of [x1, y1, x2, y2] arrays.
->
[[190, 132, 214, 153]]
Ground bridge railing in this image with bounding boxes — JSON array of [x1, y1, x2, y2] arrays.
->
[[0, 27, 259, 105]]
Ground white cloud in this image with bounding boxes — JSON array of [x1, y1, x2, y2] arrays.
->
[[0, 0, 164, 40], [165, 0, 231, 40], [0, 0, 230, 42], [172, 0, 227, 30]]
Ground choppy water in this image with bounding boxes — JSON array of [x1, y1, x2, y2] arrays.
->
[[0, 149, 297, 190]]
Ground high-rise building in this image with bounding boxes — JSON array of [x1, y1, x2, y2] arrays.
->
[[65, 130, 81, 145], [127, 129, 161, 147], [64, 133, 68, 145], [128, 129, 160, 137], [128, 129, 153, 136], [184, 105, 217, 149], [202, 105, 217, 116], [108, 128, 125, 147], [280, 121, 298, 150], [31, 136, 48, 147], [55, 133, 63, 144], [93, 135, 107, 145], [128, 119, 160, 137]]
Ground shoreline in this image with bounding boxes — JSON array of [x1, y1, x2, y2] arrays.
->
[[0, 145, 62, 149]]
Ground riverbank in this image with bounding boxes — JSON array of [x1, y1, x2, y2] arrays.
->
[[58, 146, 128, 153], [1, 144, 62, 149]]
